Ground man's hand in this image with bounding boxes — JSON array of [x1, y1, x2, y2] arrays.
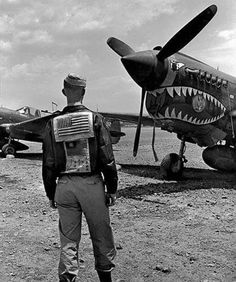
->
[[105, 193, 117, 207], [49, 200, 57, 209]]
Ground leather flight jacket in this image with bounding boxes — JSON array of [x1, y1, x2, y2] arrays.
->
[[42, 105, 118, 200]]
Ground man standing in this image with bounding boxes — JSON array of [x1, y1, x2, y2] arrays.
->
[[42, 74, 118, 282]]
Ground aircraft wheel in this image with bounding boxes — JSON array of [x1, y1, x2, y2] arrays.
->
[[160, 153, 183, 180], [2, 144, 16, 157]]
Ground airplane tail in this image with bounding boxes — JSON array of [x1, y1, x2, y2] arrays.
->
[[105, 118, 125, 144]]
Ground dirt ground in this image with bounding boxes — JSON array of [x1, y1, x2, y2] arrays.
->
[[0, 127, 235, 282]]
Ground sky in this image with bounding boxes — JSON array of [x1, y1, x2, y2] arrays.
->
[[0, 0, 236, 113]]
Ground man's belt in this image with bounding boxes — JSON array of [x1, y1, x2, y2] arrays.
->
[[59, 171, 100, 177]]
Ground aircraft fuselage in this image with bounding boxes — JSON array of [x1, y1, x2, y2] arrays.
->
[[107, 5, 236, 174], [0, 107, 30, 125], [143, 51, 236, 147]]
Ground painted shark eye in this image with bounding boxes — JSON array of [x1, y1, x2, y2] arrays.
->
[[192, 94, 206, 113]]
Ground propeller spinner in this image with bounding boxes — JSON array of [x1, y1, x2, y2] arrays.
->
[[107, 4, 217, 157]]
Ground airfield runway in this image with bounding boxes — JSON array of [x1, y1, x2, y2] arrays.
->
[[0, 127, 235, 281]]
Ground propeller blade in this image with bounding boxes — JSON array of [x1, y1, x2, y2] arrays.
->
[[107, 37, 135, 57], [157, 4, 217, 60], [133, 88, 146, 157]]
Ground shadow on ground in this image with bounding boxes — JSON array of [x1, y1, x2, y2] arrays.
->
[[15, 152, 42, 160], [118, 164, 236, 199]]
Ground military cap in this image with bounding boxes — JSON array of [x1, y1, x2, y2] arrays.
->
[[64, 73, 86, 88]]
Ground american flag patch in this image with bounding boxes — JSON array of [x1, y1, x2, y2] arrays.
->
[[57, 115, 90, 136], [53, 111, 94, 142]]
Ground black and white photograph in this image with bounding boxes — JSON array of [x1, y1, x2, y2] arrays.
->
[[0, 0, 235, 281]]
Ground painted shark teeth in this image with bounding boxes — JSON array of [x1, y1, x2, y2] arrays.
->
[[192, 89, 197, 96], [182, 87, 188, 96], [183, 114, 188, 121], [188, 116, 193, 123], [165, 107, 170, 118], [159, 110, 225, 124], [154, 86, 226, 125], [175, 87, 181, 96], [156, 106, 226, 126], [166, 87, 174, 97], [163, 86, 226, 111], [177, 111, 182, 119], [170, 108, 176, 118]]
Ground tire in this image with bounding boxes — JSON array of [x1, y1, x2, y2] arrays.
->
[[2, 144, 16, 156], [160, 153, 183, 180]]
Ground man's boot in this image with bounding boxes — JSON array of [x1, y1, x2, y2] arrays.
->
[[97, 270, 112, 282], [59, 273, 77, 282]]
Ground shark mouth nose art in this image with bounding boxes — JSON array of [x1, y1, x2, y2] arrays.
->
[[149, 86, 226, 125]]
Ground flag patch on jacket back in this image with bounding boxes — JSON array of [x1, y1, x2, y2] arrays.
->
[[53, 111, 94, 173], [53, 112, 94, 142]]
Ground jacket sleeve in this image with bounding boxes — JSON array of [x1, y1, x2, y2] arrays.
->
[[97, 116, 118, 194], [42, 120, 58, 200]]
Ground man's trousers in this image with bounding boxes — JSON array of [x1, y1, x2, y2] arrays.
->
[[54, 174, 116, 278]]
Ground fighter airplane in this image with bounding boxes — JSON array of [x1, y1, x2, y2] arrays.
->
[[0, 106, 52, 156], [0, 105, 124, 157], [106, 4, 236, 179]]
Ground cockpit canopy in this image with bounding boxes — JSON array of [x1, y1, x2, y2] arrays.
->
[[17, 106, 50, 118]]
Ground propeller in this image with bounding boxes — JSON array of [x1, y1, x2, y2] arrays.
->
[[107, 5, 217, 157], [133, 87, 146, 157], [107, 37, 135, 57], [157, 4, 217, 60]]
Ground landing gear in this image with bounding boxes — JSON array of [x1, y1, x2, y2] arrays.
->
[[1, 143, 16, 157], [0, 139, 29, 157], [160, 136, 187, 179]]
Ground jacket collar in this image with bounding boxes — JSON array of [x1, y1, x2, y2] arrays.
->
[[62, 104, 89, 113]]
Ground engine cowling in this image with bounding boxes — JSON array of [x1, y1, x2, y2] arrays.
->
[[202, 145, 236, 172]]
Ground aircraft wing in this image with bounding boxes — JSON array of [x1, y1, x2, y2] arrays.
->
[[100, 112, 156, 126], [8, 113, 56, 142], [8, 111, 156, 144]]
